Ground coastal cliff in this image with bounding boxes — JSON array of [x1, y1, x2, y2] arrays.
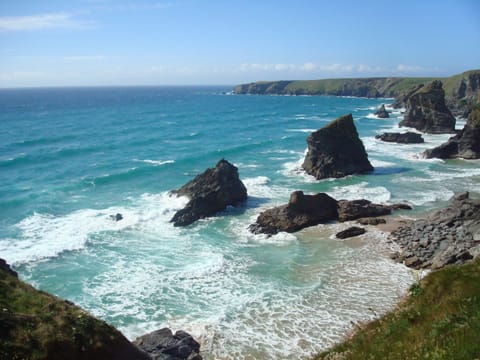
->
[[234, 69, 480, 116], [0, 259, 150, 360]]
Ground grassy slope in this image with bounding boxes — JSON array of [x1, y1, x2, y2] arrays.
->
[[0, 267, 148, 360], [234, 70, 480, 99], [314, 258, 480, 360]]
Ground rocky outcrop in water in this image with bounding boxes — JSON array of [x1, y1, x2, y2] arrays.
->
[[249, 191, 411, 236], [336, 226, 366, 239], [337, 199, 395, 222], [302, 114, 373, 180], [390, 192, 480, 269], [375, 132, 424, 144], [399, 80, 456, 134], [374, 104, 389, 118], [425, 104, 480, 159], [171, 159, 248, 226], [134, 328, 202, 360], [249, 191, 338, 235]]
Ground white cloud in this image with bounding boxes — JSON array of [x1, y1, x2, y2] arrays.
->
[[0, 13, 94, 32], [300, 62, 316, 71]]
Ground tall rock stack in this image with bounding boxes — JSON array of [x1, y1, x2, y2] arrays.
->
[[302, 114, 373, 179], [399, 80, 456, 133], [425, 104, 480, 159]]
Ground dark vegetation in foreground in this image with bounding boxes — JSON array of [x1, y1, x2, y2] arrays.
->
[[314, 257, 480, 360]]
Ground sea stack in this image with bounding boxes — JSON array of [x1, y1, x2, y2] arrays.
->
[[425, 104, 480, 159], [302, 114, 373, 179], [171, 159, 248, 226], [374, 104, 389, 118], [399, 80, 456, 133]]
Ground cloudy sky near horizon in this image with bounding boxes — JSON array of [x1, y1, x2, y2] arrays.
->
[[1, 0, 479, 87]]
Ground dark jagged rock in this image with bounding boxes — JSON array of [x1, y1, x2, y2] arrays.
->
[[390, 192, 480, 269], [134, 328, 202, 360], [249, 192, 410, 235], [171, 159, 247, 226], [357, 217, 387, 226], [249, 191, 338, 235], [425, 104, 480, 159], [302, 114, 373, 180], [0, 258, 17, 277], [374, 104, 389, 118], [375, 132, 424, 144], [337, 199, 392, 222], [399, 80, 456, 134], [336, 226, 366, 239], [110, 213, 123, 221]]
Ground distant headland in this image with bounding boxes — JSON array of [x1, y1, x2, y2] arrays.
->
[[234, 69, 480, 117]]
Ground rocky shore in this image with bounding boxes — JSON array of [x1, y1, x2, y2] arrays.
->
[[389, 192, 480, 270]]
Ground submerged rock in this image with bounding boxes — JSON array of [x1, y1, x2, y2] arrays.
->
[[336, 226, 366, 239], [375, 132, 424, 144], [134, 328, 202, 360], [171, 159, 247, 226], [302, 114, 373, 179], [425, 104, 480, 159], [399, 80, 456, 134], [390, 192, 480, 269], [249, 191, 338, 235], [374, 104, 390, 118], [110, 213, 123, 221]]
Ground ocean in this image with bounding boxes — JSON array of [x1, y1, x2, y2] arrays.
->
[[1, 86, 479, 359]]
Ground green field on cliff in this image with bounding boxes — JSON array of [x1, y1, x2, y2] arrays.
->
[[314, 258, 480, 360], [234, 69, 480, 100]]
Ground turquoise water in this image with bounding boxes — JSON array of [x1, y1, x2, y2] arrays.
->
[[1, 87, 479, 359]]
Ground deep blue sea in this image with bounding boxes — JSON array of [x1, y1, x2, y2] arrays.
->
[[1, 86, 479, 359]]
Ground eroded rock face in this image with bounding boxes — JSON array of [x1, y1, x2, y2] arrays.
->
[[399, 80, 456, 134], [134, 328, 202, 360], [425, 105, 480, 159], [171, 159, 247, 226], [302, 114, 373, 179], [375, 132, 424, 144], [249, 191, 338, 235], [390, 192, 480, 269], [374, 104, 389, 118]]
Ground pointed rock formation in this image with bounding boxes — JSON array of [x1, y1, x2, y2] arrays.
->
[[171, 159, 247, 226], [374, 104, 389, 118], [399, 80, 456, 133], [425, 104, 480, 159], [302, 114, 373, 179]]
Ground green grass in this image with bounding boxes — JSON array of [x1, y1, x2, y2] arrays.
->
[[0, 267, 145, 360], [314, 258, 480, 360]]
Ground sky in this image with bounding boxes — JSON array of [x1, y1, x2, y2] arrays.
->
[[0, 0, 479, 87]]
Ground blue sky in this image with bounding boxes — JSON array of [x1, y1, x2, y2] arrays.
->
[[0, 0, 479, 87]]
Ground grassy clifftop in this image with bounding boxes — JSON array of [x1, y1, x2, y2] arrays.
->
[[0, 261, 148, 360], [314, 258, 480, 360], [234, 70, 480, 100]]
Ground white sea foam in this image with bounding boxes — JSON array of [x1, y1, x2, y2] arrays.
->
[[135, 159, 175, 166], [328, 181, 391, 203], [0, 192, 188, 265]]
